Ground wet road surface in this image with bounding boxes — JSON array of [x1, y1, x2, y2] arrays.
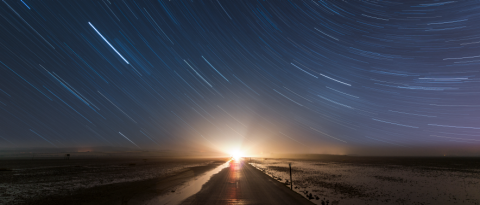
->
[[179, 159, 313, 205]]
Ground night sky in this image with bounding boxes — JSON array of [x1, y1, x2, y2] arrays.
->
[[0, 0, 479, 155]]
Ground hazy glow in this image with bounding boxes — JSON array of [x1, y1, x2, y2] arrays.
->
[[231, 150, 243, 160]]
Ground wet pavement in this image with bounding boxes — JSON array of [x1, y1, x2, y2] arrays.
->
[[146, 161, 231, 205], [178, 159, 313, 205]]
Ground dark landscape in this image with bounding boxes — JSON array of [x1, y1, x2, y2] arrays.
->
[[2, 155, 479, 205], [0, 156, 227, 205], [250, 155, 480, 205]]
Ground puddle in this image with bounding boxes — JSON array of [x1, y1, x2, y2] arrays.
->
[[147, 160, 231, 205]]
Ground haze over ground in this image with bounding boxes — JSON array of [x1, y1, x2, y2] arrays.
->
[[0, 1, 479, 156]]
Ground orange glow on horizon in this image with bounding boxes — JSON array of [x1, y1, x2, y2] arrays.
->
[[231, 150, 243, 160]]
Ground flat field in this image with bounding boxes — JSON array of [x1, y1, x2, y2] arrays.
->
[[0, 157, 225, 204], [249, 156, 480, 205]]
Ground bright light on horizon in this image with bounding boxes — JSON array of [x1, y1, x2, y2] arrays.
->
[[231, 150, 243, 160]]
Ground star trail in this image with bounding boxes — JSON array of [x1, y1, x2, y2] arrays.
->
[[0, 0, 479, 155]]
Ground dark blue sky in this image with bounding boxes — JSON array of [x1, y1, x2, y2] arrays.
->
[[0, 0, 479, 155]]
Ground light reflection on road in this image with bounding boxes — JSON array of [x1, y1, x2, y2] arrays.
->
[[225, 159, 247, 204], [147, 160, 231, 205]]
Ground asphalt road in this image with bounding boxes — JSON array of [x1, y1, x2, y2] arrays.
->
[[180, 159, 313, 205]]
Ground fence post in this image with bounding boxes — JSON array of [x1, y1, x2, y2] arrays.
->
[[289, 163, 292, 190]]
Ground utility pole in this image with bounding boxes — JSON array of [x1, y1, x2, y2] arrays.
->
[[289, 163, 292, 190]]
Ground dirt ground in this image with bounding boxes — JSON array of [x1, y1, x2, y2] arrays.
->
[[0, 157, 228, 205], [249, 156, 480, 205]]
